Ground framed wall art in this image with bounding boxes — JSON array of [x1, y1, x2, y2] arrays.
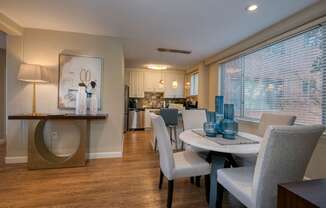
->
[[58, 53, 103, 109]]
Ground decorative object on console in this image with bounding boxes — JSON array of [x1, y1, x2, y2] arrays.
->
[[58, 54, 103, 109], [222, 104, 239, 139], [88, 81, 98, 115], [75, 83, 87, 114], [17, 64, 49, 115]]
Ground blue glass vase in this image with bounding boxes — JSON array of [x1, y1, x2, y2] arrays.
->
[[222, 104, 238, 139], [215, 96, 224, 134], [204, 122, 217, 137]]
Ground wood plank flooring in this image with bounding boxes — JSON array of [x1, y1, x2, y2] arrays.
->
[[0, 130, 244, 208]]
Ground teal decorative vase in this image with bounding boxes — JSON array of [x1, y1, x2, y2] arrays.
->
[[215, 96, 224, 134], [222, 104, 238, 139], [204, 122, 217, 137]]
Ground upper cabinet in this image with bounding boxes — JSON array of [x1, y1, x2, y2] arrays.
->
[[129, 70, 144, 98], [126, 69, 185, 98], [144, 71, 165, 92]]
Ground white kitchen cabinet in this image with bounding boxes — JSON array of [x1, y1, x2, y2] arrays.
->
[[129, 70, 144, 98], [163, 71, 185, 98], [126, 69, 185, 97], [144, 71, 165, 92]]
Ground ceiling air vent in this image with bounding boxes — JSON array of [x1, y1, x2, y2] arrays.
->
[[157, 48, 192, 55]]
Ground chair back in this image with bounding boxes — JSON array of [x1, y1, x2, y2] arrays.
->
[[150, 113, 175, 180], [256, 113, 296, 137], [252, 125, 324, 208], [160, 108, 178, 126], [182, 109, 207, 130]]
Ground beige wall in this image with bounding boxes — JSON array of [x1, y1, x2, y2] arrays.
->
[[207, 63, 218, 111], [6, 28, 125, 160], [0, 48, 5, 139], [198, 63, 208, 109]]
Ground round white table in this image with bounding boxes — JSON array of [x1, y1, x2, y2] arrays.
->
[[179, 129, 262, 208], [179, 129, 261, 154]]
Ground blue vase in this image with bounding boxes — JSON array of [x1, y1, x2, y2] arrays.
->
[[222, 104, 238, 139], [215, 96, 224, 134], [222, 119, 238, 139], [215, 96, 224, 114], [206, 111, 216, 123], [224, 104, 234, 120], [204, 122, 217, 137]]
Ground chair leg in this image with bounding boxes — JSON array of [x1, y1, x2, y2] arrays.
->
[[173, 127, 178, 150], [205, 175, 210, 203], [216, 182, 224, 208], [190, 177, 194, 184], [169, 127, 173, 145], [167, 180, 174, 208], [195, 176, 201, 187], [159, 169, 164, 190], [154, 137, 158, 152]]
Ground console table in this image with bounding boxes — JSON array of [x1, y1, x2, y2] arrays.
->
[[8, 114, 108, 170]]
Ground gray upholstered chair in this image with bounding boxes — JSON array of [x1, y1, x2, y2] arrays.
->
[[160, 108, 179, 150], [256, 113, 297, 137], [151, 113, 211, 208], [217, 125, 324, 208], [235, 113, 296, 166]]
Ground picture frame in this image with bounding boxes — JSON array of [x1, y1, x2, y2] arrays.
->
[[58, 53, 103, 109]]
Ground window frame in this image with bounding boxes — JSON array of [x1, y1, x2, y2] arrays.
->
[[220, 24, 325, 124]]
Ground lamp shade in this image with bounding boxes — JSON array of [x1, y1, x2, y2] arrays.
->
[[17, 64, 48, 83]]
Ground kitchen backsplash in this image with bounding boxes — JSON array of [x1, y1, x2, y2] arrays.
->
[[131, 92, 185, 108]]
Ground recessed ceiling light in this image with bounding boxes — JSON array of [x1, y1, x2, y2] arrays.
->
[[246, 4, 258, 12], [146, 64, 169, 70]]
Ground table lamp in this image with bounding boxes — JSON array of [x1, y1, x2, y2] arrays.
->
[[17, 64, 48, 115]]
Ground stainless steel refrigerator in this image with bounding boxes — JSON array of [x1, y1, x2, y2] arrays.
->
[[124, 85, 129, 132]]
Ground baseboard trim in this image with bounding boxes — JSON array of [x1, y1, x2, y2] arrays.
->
[[5, 152, 123, 164], [88, 152, 123, 159], [5, 156, 27, 164]]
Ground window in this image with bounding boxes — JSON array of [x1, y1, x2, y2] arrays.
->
[[221, 25, 326, 125], [190, 73, 199, 96]]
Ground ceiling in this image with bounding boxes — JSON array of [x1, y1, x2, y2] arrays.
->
[[0, 0, 319, 70]]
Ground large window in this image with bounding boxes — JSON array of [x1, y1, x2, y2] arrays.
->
[[190, 73, 199, 96], [221, 25, 325, 125]]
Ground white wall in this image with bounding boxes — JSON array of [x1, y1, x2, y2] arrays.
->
[[6, 28, 125, 161]]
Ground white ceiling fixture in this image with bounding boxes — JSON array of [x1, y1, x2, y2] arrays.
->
[[0, 0, 319, 70], [246, 4, 258, 12], [146, 64, 169, 70]]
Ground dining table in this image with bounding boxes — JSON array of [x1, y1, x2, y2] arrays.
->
[[179, 129, 262, 208]]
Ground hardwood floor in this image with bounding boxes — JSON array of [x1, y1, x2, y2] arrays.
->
[[0, 130, 244, 208]]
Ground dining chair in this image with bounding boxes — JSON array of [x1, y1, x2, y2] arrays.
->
[[256, 113, 297, 137], [216, 125, 324, 208], [235, 113, 296, 166], [181, 109, 210, 185], [151, 113, 211, 208], [160, 108, 179, 150]]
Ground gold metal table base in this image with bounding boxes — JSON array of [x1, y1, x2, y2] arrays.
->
[[28, 119, 90, 170]]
